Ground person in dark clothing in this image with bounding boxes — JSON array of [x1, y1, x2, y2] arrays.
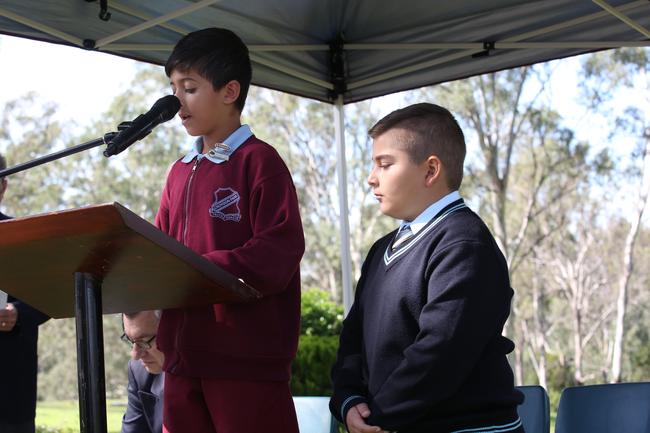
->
[[330, 104, 524, 433], [0, 153, 50, 433], [121, 310, 165, 433]]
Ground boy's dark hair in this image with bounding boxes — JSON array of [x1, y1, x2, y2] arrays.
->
[[165, 28, 252, 112], [369, 103, 466, 190]]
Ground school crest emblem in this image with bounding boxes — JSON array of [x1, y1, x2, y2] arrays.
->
[[209, 187, 242, 221]]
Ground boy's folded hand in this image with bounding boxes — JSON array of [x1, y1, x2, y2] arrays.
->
[[346, 403, 388, 433]]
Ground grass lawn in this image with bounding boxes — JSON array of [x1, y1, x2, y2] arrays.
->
[[36, 400, 126, 433]]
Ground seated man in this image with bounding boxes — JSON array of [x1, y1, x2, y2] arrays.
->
[[121, 310, 164, 433]]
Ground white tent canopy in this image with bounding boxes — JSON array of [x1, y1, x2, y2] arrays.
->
[[1, 0, 649, 310]]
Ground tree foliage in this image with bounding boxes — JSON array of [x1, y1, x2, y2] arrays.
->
[[0, 51, 649, 403]]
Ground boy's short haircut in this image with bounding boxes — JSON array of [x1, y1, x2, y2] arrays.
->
[[165, 27, 252, 112], [368, 103, 466, 190]]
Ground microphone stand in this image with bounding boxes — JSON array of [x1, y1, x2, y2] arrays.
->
[[0, 131, 117, 177]]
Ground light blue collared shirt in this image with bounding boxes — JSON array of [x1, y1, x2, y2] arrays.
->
[[400, 191, 462, 235], [180, 124, 253, 164]]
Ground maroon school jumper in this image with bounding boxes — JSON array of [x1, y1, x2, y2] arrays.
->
[[155, 134, 304, 431]]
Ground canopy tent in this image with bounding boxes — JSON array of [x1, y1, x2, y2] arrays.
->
[[1, 0, 649, 310], [1, 0, 650, 103]]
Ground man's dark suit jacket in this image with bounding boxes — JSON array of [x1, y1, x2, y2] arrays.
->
[[0, 210, 50, 424], [121, 359, 164, 433]]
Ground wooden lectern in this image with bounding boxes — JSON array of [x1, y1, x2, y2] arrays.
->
[[0, 203, 261, 433]]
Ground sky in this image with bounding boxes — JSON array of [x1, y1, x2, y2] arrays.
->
[[0, 35, 139, 122], [0, 33, 647, 221]]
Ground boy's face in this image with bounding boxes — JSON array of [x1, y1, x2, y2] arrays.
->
[[368, 129, 437, 221], [170, 69, 239, 144]]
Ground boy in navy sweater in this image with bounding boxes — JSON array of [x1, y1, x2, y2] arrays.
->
[[330, 103, 524, 433], [155, 28, 304, 433]]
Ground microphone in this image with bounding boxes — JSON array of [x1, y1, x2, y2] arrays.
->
[[103, 95, 181, 157]]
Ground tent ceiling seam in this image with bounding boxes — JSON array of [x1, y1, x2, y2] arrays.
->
[[95, 0, 222, 48], [107, 44, 173, 51], [347, 0, 649, 91], [249, 45, 328, 52], [249, 53, 334, 90], [109, 1, 188, 35], [103, 41, 650, 53], [504, 0, 646, 42], [592, 0, 650, 38], [107, 0, 315, 44], [348, 49, 482, 90], [346, 42, 650, 50], [0, 7, 83, 46]]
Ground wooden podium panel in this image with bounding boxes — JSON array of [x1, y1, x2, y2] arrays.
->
[[0, 202, 261, 318]]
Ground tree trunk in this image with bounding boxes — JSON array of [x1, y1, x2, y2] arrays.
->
[[532, 272, 548, 389], [611, 139, 650, 382], [573, 308, 584, 385]]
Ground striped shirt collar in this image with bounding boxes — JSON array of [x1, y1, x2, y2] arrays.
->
[[181, 124, 253, 164], [400, 191, 462, 235]]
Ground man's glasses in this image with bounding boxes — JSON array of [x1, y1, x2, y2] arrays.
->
[[120, 333, 156, 350]]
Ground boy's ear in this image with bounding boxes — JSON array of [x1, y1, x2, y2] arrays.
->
[[424, 156, 442, 187], [222, 80, 241, 105]]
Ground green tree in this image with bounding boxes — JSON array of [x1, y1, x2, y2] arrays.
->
[[246, 89, 394, 301], [0, 93, 68, 215], [581, 48, 650, 382], [63, 65, 187, 221]]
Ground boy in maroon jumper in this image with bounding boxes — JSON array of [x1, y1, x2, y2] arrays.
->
[[155, 28, 304, 433]]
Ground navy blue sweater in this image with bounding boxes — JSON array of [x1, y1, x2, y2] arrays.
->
[[330, 201, 523, 432]]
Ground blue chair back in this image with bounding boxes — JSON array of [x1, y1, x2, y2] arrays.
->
[[516, 385, 550, 433], [293, 396, 338, 433], [555, 382, 650, 433]]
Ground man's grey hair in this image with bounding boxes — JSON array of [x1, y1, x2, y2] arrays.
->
[[122, 310, 162, 322]]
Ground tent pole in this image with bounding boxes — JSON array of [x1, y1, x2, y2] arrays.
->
[[334, 95, 353, 315]]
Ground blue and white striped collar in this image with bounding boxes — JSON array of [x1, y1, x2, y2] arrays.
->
[[181, 124, 253, 164], [384, 193, 466, 266], [399, 191, 462, 235]]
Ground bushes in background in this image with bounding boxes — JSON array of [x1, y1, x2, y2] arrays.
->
[[291, 289, 343, 395]]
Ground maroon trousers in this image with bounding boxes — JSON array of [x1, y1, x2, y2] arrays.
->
[[162, 372, 299, 433]]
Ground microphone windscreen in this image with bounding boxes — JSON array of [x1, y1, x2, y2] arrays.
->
[[152, 95, 181, 122]]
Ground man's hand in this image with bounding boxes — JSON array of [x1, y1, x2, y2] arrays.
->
[[0, 303, 18, 332], [345, 403, 389, 433]]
